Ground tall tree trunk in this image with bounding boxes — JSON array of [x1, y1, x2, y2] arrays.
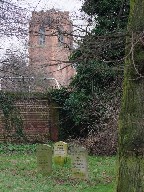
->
[[117, 1, 144, 191]]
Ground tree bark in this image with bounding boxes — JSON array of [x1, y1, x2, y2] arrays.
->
[[117, 1, 144, 191]]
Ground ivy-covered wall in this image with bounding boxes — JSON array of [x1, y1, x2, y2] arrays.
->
[[0, 92, 59, 143]]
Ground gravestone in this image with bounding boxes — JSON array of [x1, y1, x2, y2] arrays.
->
[[53, 141, 68, 165], [36, 144, 52, 175], [70, 145, 88, 179]]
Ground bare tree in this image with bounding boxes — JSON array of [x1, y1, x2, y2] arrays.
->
[[0, 0, 28, 38]]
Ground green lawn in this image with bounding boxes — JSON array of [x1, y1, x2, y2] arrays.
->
[[0, 144, 116, 192]]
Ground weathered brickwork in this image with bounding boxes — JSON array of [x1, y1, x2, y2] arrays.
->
[[29, 9, 75, 88], [0, 98, 59, 142]]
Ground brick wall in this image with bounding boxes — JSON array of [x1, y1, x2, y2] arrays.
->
[[0, 97, 59, 143]]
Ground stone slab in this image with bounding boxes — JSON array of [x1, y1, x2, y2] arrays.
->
[[36, 144, 52, 175]]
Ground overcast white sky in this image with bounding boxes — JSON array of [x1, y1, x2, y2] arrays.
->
[[1, 0, 88, 59], [12, 0, 83, 14], [15, 0, 86, 25]]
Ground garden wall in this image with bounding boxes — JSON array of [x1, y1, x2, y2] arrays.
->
[[0, 94, 59, 143]]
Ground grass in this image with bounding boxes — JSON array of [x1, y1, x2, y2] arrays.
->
[[0, 144, 117, 192]]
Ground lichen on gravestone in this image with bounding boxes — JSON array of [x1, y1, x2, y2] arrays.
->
[[53, 141, 68, 166], [36, 144, 52, 175], [70, 145, 88, 179]]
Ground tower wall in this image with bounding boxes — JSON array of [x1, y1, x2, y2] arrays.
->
[[29, 9, 75, 88]]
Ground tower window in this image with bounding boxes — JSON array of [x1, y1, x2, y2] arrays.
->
[[39, 25, 45, 45], [58, 26, 64, 46]]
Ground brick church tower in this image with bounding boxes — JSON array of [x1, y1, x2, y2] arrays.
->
[[28, 9, 75, 88]]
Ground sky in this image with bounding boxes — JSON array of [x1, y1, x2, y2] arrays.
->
[[1, 0, 88, 59], [14, 0, 83, 12], [12, 0, 83, 17], [14, 0, 86, 26]]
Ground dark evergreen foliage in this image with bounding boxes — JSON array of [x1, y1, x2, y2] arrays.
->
[[51, 1, 130, 148]]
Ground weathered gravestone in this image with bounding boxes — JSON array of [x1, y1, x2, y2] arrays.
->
[[36, 144, 52, 175], [53, 141, 68, 165], [70, 145, 88, 179]]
